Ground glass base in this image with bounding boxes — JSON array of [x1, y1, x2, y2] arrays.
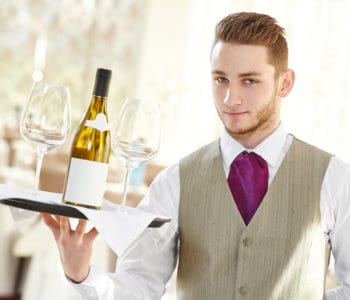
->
[[62, 200, 101, 210]]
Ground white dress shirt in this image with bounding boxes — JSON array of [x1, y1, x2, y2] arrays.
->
[[73, 125, 350, 299]]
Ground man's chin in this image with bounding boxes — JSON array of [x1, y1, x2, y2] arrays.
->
[[226, 126, 255, 136]]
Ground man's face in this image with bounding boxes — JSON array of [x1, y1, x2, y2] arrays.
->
[[211, 41, 283, 146]]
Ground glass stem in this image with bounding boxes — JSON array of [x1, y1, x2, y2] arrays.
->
[[35, 151, 45, 190], [120, 162, 133, 209]]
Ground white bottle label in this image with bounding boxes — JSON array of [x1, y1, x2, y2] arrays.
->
[[85, 113, 111, 131], [63, 158, 109, 207]]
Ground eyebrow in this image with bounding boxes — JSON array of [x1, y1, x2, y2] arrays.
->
[[211, 69, 263, 77], [238, 72, 263, 78], [211, 69, 227, 75]]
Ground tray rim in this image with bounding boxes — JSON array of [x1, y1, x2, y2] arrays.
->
[[0, 197, 170, 228], [0, 197, 87, 219]]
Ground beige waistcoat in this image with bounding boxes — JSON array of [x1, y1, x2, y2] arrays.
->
[[177, 138, 331, 300]]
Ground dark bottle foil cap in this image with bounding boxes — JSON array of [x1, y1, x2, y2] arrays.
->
[[93, 68, 112, 97]]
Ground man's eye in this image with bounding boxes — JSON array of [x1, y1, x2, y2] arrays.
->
[[243, 79, 257, 85], [215, 77, 229, 83]]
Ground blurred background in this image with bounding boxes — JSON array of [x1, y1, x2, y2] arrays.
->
[[0, 0, 348, 299]]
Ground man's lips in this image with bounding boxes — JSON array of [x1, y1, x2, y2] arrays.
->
[[223, 111, 248, 116]]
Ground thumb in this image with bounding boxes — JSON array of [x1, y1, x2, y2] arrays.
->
[[85, 227, 99, 243]]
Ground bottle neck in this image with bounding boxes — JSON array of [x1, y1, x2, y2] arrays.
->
[[89, 95, 108, 114], [93, 71, 111, 97]]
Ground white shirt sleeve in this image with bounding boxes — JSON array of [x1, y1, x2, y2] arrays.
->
[[71, 164, 180, 299], [322, 157, 350, 299]]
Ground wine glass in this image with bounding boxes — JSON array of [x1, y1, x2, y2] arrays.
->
[[112, 96, 160, 210], [20, 82, 71, 196]]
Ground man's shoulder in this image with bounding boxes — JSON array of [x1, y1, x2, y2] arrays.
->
[[292, 136, 350, 176], [180, 139, 220, 165], [292, 136, 333, 157]]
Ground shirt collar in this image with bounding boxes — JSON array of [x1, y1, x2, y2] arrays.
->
[[220, 123, 288, 170]]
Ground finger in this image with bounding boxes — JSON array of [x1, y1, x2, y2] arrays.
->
[[41, 213, 60, 239], [75, 219, 87, 236], [85, 227, 99, 243], [59, 216, 71, 234], [52, 214, 60, 222], [41, 213, 58, 227]]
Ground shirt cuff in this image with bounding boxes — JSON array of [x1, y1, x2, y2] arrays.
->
[[326, 284, 350, 299], [66, 265, 109, 298]]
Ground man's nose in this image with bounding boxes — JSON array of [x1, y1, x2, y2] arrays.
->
[[223, 87, 242, 106]]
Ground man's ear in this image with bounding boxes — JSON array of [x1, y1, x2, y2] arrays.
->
[[279, 69, 295, 97]]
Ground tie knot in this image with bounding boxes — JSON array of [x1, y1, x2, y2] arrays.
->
[[232, 151, 267, 169]]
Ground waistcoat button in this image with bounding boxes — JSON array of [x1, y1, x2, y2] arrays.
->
[[239, 286, 248, 295], [243, 237, 252, 246]]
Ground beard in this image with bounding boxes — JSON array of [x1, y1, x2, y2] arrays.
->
[[219, 89, 279, 138]]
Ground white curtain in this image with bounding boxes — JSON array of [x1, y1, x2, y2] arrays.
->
[[137, 0, 350, 164]]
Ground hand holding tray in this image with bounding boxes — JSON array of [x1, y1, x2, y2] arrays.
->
[[0, 184, 174, 256]]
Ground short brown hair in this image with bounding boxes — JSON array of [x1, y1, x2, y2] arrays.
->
[[213, 12, 288, 75]]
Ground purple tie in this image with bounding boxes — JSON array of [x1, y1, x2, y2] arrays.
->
[[228, 151, 268, 225]]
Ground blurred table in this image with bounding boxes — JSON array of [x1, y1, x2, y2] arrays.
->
[[2, 124, 21, 167]]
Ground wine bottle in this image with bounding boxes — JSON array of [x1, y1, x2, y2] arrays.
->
[[62, 68, 112, 209]]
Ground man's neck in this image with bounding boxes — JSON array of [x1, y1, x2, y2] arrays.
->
[[230, 123, 281, 149]]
